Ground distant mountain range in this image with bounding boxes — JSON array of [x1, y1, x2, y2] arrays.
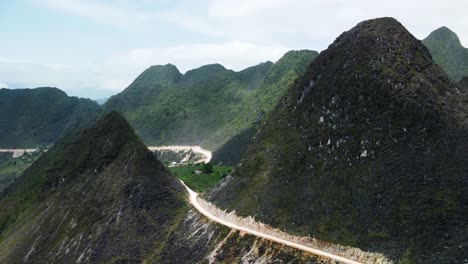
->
[[423, 26, 468, 81], [104, 50, 318, 164], [208, 17, 468, 263], [0, 51, 318, 166], [0, 87, 100, 148]]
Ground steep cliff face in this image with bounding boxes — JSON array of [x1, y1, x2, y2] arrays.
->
[[209, 17, 468, 263]]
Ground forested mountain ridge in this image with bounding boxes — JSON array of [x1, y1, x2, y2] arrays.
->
[[0, 87, 100, 148], [423, 26, 468, 81], [104, 50, 318, 157]]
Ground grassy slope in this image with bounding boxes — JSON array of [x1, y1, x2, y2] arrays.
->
[[169, 164, 232, 193], [0, 152, 42, 193], [0, 87, 101, 148], [423, 26, 468, 81]]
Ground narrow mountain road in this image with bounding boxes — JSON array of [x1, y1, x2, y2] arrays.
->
[[179, 180, 364, 264], [148, 145, 212, 164], [0, 148, 37, 158], [149, 145, 380, 264], [3, 145, 381, 263]]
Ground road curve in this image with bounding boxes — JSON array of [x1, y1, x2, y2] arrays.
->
[[179, 180, 364, 264], [148, 145, 212, 164], [0, 148, 37, 158], [3, 145, 375, 263]]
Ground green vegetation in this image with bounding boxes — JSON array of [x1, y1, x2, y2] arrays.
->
[[211, 50, 319, 165], [201, 162, 213, 173], [104, 51, 318, 162], [169, 163, 232, 193], [0, 112, 187, 262], [104, 63, 271, 150], [209, 18, 468, 263], [399, 244, 416, 264], [0, 87, 101, 147], [423, 26, 468, 81], [0, 151, 43, 193]]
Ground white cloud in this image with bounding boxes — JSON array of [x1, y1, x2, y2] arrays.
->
[[35, 0, 159, 30], [110, 41, 288, 73], [184, 0, 468, 49], [34, 0, 468, 48], [10, 0, 468, 98], [0, 82, 8, 88], [0, 41, 288, 98], [100, 41, 288, 93], [33, 0, 468, 48]]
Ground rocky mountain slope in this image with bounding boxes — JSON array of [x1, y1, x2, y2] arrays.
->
[[0, 87, 100, 148], [212, 50, 319, 165], [423, 26, 468, 81], [208, 17, 468, 263], [459, 76, 468, 90], [0, 111, 326, 263], [104, 51, 318, 157], [0, 111, 187, 262]]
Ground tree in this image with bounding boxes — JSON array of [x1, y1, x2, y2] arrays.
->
[[201, 162, 213, 174]]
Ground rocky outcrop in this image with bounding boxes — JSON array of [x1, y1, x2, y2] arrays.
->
[[158, 209, 326, 264]]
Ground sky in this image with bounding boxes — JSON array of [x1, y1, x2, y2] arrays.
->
[[1, 0, 467, 99]]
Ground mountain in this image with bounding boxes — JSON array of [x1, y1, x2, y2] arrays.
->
[[0, 111, 186, 262], [0, 87, 101, 148], [212, 50, 319, 165], [94, 97, 108, 105], [104, 51, 318, 154], [104, 64, 183, 112], [459, 76, 468, 90], [0, 150, 42, 193], [423, 27, 468, 81], [0, 111, 326, 263], [208, 17, 468, 263]]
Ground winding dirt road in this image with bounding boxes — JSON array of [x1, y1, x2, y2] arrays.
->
[[152, 145, 386, 264], [0, 149, 37, 158], [180, 180, 364, 264], [4, 145, 383, 263], [148, 145, 212, 164]]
